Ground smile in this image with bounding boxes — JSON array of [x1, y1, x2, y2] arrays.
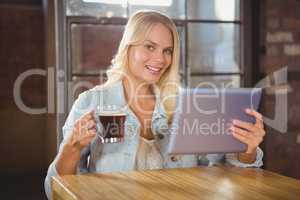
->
[[145, 65, 162, 75]]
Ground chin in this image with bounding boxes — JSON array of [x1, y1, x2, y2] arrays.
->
[[142, 79, 158, 85], [143, 76, 161, 84]]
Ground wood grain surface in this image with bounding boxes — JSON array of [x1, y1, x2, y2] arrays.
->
[[52, 166, 300, 200]]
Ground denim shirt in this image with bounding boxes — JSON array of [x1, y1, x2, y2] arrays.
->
[[44, 80, 263, 199]]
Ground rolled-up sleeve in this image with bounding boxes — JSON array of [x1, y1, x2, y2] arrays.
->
[[225, 147, 264, 168], [44, 162, 59, 198], [44, 146, 91, 199], [44, 91, 93, 199]]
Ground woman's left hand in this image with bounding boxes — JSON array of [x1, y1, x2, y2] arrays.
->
[[231, 108, 266, 154]]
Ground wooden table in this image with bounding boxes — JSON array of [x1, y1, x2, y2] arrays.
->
[[52, 167, 300, 200]]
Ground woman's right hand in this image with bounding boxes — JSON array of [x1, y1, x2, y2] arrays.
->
[[56, 111, 97, 175], [67, 111, 97, 151]]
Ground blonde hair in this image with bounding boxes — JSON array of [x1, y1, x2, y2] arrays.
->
[[104, 10, 181, 123]]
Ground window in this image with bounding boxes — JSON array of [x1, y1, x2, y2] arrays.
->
[[71, 24, 124, 74], [66, 0, 244, 103], [187, 0, 242, 88]]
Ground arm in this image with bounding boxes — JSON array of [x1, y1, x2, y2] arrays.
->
[[44, 92, 96, 199], [55, 111, 96, 175], [226, 109, 265, 167], [44, 135, 93, 199]]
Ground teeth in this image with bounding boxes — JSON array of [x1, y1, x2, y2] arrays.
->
[[146, 65, 161, 72]]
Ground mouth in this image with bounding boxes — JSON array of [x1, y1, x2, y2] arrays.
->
[[145, 65, 162, 75]]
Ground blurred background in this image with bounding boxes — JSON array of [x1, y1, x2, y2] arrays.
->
[[0, 0, 300, 199]]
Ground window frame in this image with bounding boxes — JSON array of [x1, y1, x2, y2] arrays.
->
[[55, 0, 255, 146]]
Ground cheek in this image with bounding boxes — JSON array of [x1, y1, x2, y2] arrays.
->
[[162, 64, 171, 74], [166, 55, 172, 65], [131, 49, 149, 65], [161, 56, 172, 73], [163, 55, 172, 69]]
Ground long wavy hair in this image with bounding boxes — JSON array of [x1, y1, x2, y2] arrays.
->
[[103, 10, 181, 123]]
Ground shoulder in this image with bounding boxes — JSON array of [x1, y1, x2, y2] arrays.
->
[[76, 80, 124, 107], [80, 81, 121, 98]]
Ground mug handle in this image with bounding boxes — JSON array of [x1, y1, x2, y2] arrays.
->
[[94, 111, 105, 143]]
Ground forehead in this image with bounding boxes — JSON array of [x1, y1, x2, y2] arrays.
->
[[144, 23, 173, 48]]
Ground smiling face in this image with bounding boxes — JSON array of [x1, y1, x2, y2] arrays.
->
[[127, 23, 174, 85]]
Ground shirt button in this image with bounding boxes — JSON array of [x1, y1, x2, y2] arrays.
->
[[157, 133, 164, 140], [170, 156, 178, 162], [154, 113, 161, 119]]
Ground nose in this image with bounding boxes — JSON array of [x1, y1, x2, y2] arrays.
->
[[152, 50, 165, 64]]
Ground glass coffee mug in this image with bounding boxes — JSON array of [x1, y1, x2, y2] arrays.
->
[[95, 105, 126, 143]]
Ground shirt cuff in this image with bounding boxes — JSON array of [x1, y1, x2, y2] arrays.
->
[[44, 162, 59, 199], [225, 147, 264, 168]]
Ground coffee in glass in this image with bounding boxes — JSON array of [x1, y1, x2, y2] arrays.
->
[[96, 105, 126, 143]]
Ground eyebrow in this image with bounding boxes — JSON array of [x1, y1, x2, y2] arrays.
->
[[144, 39, 173, 49]]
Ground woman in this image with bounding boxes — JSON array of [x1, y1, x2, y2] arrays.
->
[[45, 10, 266, 199]]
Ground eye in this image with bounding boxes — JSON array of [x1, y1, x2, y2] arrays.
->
[[144, 44, 155, 51], [164, 48, 173, 55]]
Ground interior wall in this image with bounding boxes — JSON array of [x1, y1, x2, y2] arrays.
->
[[43, 0, 57, 169], [0, 3, 46, 173], [260, 0, 300, 179]]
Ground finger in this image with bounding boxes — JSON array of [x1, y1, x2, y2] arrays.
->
[[245, 108, 262, 120], [72, 130, 96, 148], [77, 117, 96, 135], [232, 131, 250, 145], [232, 119, 256, 133], [231, 126, 249, 137], [77, 125, 87, 137], [255, 118, 264, 129], [81, 132, 96, 146], [86, 120, 96, 129], [245, 109, 264, 128], [87, 128, 97, 137], [234, 122, 263, 138], [234, 123, 265, 141], [254, 126, 266, 138], [78, 126, 96, 140], [75, 119, 88, 132], [233, 126, 264, 147], [77, 121, 92, 137], [73, 121, 83, 137], [88, 127, 97, 133], [80, 110, 95, 122], [73, 111, 95, 138], [233, 126, 264, 142]]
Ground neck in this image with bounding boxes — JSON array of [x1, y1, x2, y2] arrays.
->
[[122, 76, 155, 106], [123, 76, 153, 96]]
